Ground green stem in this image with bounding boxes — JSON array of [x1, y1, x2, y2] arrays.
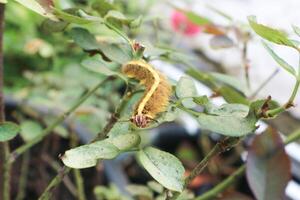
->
[[195, 165, 246, 200], [38, 167, 71, 200], [266, 79, 300, 117], [16, 152, 30, 200], [195, 128, 300, 200], [104, 22, 132, 47], [73, 169, 86, 200], [3, 143, 10, 200], [10, 77, 114, 162]]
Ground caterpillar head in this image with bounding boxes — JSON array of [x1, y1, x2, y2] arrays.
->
[[131, 114, 151, 128]]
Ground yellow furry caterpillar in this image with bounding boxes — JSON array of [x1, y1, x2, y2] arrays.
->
[[122, 60, 172, 128]]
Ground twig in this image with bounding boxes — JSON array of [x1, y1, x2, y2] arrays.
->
[[195, 165, 246, 200], [73, 169, 86, 200], [10, 76, 114, 162], [38, 167, 71, 200], [0, 4, 10, 200], [249, 68, 279, 99], [184, 137, 240, 187], [242, 41, 251, 89], [195, 128, 300, 200], [168, 137, 240, 200], [16, 152, 30, 200]]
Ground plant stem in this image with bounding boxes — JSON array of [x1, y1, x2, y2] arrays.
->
[[16, 152, 30, 200], [184, 137, 240, 187], [266, 79, 300, 117], [10, 77, 114, 162], [73, 169, 86, 200], [0, 4, 9, 200], [195, 128, 300, 200], [38, 167, 71, 200], [195, 165, 246, 200]]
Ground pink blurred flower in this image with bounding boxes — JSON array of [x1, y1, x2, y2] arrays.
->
[[171, 10, 201, 36]]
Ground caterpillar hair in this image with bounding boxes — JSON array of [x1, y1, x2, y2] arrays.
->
[[122, 60, 172, 128]]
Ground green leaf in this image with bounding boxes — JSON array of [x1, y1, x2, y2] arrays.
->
[[107, 122, 131, 138], [126, 184, 153, 199], [197, 103, 257, 137], [262, 41, 296, 76], [20, 120, 43, 142], [184, 11, 211, 25], [246, 128, 291, 200], [109, 133, 141, 151], [176, 76, 198, 108], [193, 96, 209, 106], [210, 72, 247, 93], [41, 19, 69, 33], [248, 16, 294, 47], [81, 55, 128, 82], [53, 8, 95, 24], [219, 86, 249, 105], [292, 25, 300, 37], [138, 147, 185, 192], [15, 0, 57, 20], [70, 27, 132, 64], [62, 140, 120, 168], [91, 0, 116, 16], [0, 122, 20, 142]]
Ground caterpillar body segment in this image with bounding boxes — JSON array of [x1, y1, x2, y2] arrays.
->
[[122, 60, 172, 128]]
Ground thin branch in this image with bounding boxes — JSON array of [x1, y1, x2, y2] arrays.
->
[[16, 152, 30, 200], [0, 4, 10, 200], [37, 167, 71, 200], [184, 137, 240, 187], [195, 128, 300, 200], [10, 77, 114, 162]]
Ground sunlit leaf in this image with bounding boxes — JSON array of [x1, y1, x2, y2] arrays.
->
[[15, 0, 57, 20], [176, 76, 198, 108], [0, 122, 20, 142], [292, 25, 300, 37], [62, 140, 120, 168], [138, 147, 185, 192], [0, 0, 7, 3], [248, 16, 294, 47], [262, 41, 296, 77], [246, 128, 291, 200], [20, 120, 43, 142]]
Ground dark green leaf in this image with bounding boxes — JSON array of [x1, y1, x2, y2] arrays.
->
[[246, 128, 291, 200], [41, 19, 69, 33], [219, 86, 249, 105], [248, 16, 294, 47], [262, 41, 296, 76], [62, 140, 120, 168], [138, 147, 185, 192], [91, 0, 116, 16], [0, 122, 20, 142], [70, 27, 132, 63]]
